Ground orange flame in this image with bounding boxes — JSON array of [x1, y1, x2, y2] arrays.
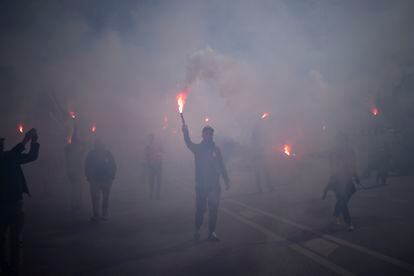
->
[[69, 111, 76, 119], [91, 124, 97, 133], [18, 124, 24, 134], [176, 90, 188, 113], [283, 144, 291, 156], [371, 107, 379, 116], [261, 112, 269, 119]]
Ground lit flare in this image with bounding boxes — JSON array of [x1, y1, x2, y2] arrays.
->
[[371, 107, 379, 116], [283, 144, 291, 156], [261, 112, 269, 119], [176, 90, 188, 114], [18, 124, 24, 134]]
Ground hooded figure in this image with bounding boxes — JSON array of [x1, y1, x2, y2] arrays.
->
[[182, 124, 230, 242]]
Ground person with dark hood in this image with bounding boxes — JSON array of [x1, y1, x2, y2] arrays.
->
[[0, 129, 40, 275], [326, 132, 360, 231], [85, 139, 116, 221], [64, 126, 85, 216], [144, 134, 163, 200], [182, 124, 230, 242]]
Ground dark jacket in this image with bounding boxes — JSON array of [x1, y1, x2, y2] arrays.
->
[[183, 129, 229, 187], [85, 149, 116, 183], [0, 142, 40, 205]]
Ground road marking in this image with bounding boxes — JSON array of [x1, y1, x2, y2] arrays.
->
[[227, 199, 414, 273], [221, 207, 355, 276]]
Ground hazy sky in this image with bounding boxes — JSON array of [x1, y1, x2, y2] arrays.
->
[[1, 0, 413, 147]]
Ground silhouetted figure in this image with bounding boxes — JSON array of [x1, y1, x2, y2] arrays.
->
[[85, 139, 116, 221], [145, 134, 163, 200], [328, 133, 359, 231], [0, 129, 40, 275], [64, 127, 85, 216], [182, 124, 230, 242]]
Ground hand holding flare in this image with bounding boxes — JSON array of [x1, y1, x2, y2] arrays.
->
[[176, 90, 188, 125]]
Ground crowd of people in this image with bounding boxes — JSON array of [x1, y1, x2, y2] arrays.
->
[[0, 120, 391, 275]]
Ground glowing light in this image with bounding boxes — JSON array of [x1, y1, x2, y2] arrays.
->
[[283, 144, 291, 156], [91, 124, 97, 133], [67, 136, 72, 144], [261, 112, 269, 119], [176, 90, 188, 113], [69, 111, 76, 119], [18, 124, 24, 134], [205, 117, 209, 123], [371, 107, 379, 116]]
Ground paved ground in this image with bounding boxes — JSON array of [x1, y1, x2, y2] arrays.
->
[[21, 171, 414, 275]]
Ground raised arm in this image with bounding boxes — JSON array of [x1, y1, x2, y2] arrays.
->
[[182, 124, 196, 153], [16, 128, 40, 164]]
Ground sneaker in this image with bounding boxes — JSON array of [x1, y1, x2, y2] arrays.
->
[[208, 232, 220, 242], [193, 231, 200, 242]]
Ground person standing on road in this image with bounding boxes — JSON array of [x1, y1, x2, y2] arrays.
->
[[85, 139, 116, 221], [328, 132, 360, 231], [0, 129, 40, 275], [182, 124, 230, 242], [144, 134, 163, 200]]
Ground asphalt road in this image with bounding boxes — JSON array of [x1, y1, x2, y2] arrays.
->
[[21, 173, 414, 275]]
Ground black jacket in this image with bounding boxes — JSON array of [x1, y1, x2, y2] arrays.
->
[[85, 149, 116, 183], [183, 129, 229, 187], [0, 142, 40, 205]]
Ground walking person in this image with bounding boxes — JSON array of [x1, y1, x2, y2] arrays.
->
[[182, 124, 230, 242], [328, 132, 360, 231], [85, 139, 116, 221]]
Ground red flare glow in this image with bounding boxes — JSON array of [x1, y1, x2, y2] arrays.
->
[[91, 124, 97, 133], [261, 112, 269, 119], [69, 111, 76, 119], [18, 124, 24, 134], [283, 144, 291, 156], [176, 90, 188, 113], [371, 107, 379, 116], [67, 136, 72, 144]]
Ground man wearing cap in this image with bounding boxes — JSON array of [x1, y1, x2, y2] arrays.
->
[[182, 124, 230, 242]]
